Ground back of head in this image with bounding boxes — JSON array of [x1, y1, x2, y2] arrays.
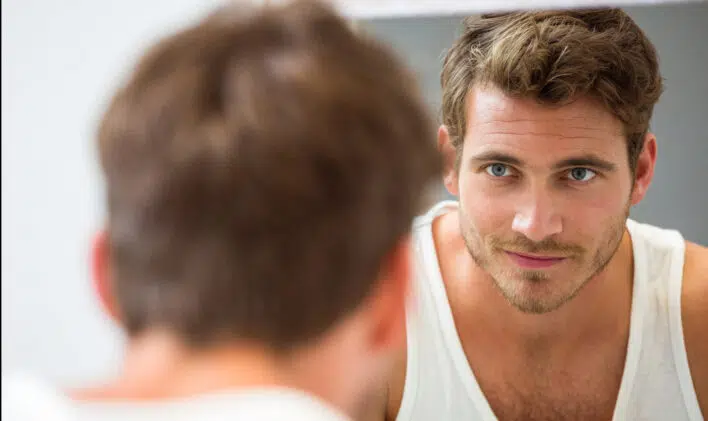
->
[[441, 8, 663, 171], [98, 0, 440, 352]]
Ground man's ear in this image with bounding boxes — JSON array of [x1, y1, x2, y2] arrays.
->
[[630, 132, 657, 205], [91, 229, 120, 322], [438, 125, 459, 196], [366, 236, 412, 353]]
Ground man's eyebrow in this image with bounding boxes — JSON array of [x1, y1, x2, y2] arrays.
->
[[468, 152, 523, 166], [552, 155, 617, 172]]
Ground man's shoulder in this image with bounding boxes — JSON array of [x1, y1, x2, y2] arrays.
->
[[682, 241, 707, 320], [681, 241, 708, 416], [682, 241, 707, 291]]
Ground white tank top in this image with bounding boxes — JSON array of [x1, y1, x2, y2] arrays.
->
[[397, 201, 703, 421]]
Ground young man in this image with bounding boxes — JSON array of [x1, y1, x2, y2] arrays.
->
[[376, 9, 707, 421], [1, 1, 441, 420]]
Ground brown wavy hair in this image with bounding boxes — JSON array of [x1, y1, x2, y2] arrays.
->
[[441, 9, 663, 172], [97, 0, 441, 351]]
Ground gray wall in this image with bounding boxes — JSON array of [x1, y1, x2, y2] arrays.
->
[[361, 3, 708, 245]]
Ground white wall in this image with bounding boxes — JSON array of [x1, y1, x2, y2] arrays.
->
[[329, 0, 702, 18], [1, 0, 228, 386]]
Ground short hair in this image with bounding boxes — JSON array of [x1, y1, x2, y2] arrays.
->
[[441, 9, 663, 171], [97, 0, 441, 351]]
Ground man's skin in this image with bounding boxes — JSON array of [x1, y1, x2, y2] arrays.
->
[[365, 86, 708, 420]]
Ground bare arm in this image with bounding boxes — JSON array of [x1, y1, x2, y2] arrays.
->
[[682, 241, 708, 417]]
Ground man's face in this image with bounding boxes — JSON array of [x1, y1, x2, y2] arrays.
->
[[447, 86, 638, 314]]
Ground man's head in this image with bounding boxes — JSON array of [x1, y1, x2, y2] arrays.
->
[[91, 0, 440, 408], [438, 9, 662, 313]]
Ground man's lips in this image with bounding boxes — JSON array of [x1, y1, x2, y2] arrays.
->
[[505, 251, 567, 269]]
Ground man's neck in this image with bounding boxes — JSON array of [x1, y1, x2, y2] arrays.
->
[[72, 332, 296, 401], [437, 211, 634, 358]]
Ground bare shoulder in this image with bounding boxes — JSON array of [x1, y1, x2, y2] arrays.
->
[[355, 339, 407, 421], [682, 241, 708, 327], [681, 241, 708, 416], [384, 343, 408, 421]]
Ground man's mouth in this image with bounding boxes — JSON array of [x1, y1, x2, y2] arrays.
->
[[505, 251, 567, 269]]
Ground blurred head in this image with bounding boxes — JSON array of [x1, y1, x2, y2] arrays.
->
[[439, 9, 662, 313], [91, 0, 440, 409]]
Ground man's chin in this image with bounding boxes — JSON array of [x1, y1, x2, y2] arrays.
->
[[494, 278, 574, 314], [507, 297, 568, 314]]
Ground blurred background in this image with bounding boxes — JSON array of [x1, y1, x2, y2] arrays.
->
[[2, 0, 707, 387]]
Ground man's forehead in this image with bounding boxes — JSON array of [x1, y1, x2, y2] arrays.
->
[[462, 87, 628, 165], [464, 85, 624, 138]]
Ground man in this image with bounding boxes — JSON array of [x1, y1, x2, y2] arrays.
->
[[375, 9, 707, 421], [1, 1, 441, 420]]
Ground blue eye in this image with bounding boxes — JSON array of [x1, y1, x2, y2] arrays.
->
[[568, 168, 596, 182], [486, 163, 511, 177]]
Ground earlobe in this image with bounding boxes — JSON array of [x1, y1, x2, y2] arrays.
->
[[438, 125, 460, 196], [630, 133, 657, 205], [91, 229, 120, 323]]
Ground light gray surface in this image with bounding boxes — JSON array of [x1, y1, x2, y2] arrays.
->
[[1, 0, 224, 386], [361, 3, 708, 245]]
